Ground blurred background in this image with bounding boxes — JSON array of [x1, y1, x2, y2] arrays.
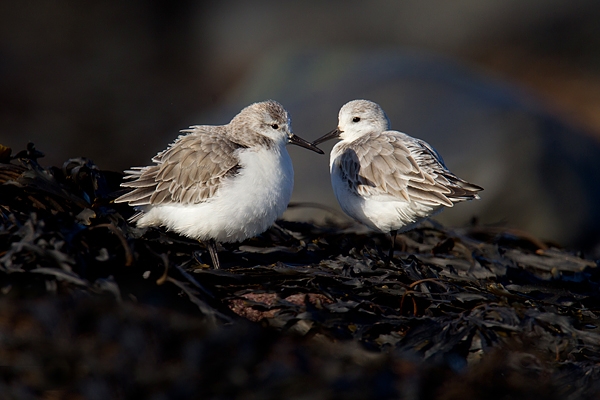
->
[[1, 0, 600, 255]]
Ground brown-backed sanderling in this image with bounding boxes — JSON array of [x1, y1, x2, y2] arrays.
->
[[115, 100, 323, 268], [314, 99, 482, 265]]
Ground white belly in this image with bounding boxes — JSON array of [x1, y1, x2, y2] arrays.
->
[[330, 155, 441, 233], [137, 146, 294, 243]]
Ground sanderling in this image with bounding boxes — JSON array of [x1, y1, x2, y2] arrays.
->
[[115, 100, 323, 269], [314, 99, 482, 265]]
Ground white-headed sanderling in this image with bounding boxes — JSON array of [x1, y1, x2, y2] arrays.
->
[[115, 100, 323, 268], [314, 99, 482, 265]]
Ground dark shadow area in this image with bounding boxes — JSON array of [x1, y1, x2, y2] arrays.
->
[[0, 144, 598, 399]]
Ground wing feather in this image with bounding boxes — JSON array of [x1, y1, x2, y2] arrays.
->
[[336, 131, 481, 207], [115, 126, 244, 206]]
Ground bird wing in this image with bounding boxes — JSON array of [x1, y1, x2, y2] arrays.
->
[[336, 131, 481, 207], [115, 126, 245, 206]]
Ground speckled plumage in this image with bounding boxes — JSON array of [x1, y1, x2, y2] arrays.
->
[[315, 99, 482, 236], [115, 100, 323, 268]]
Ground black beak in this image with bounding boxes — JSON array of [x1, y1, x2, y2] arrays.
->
[[313, 128, 341, 145], [288, 134, 324, 154]]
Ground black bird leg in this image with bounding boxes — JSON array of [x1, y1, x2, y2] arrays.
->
[[387, 230, 398, 267], [206, 239, 221, 269]]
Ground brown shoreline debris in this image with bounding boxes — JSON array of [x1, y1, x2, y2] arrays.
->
[[1, 144, 599, 399]]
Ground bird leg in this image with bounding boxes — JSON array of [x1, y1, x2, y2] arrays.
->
[[206, 239, 221, 269], [387, 230, 398, 267]]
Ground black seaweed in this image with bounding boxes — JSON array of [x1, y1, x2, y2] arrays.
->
[[1, 144, 599, 399]]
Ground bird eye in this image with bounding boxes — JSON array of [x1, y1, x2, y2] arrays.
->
[[352, 117, 360, 123], [271, 124, 279, 129]]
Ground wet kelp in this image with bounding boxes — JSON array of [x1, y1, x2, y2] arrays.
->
[[1, 144, 599, 399]]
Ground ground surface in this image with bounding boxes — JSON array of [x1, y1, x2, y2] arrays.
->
[[1, 144, 599, 399]]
